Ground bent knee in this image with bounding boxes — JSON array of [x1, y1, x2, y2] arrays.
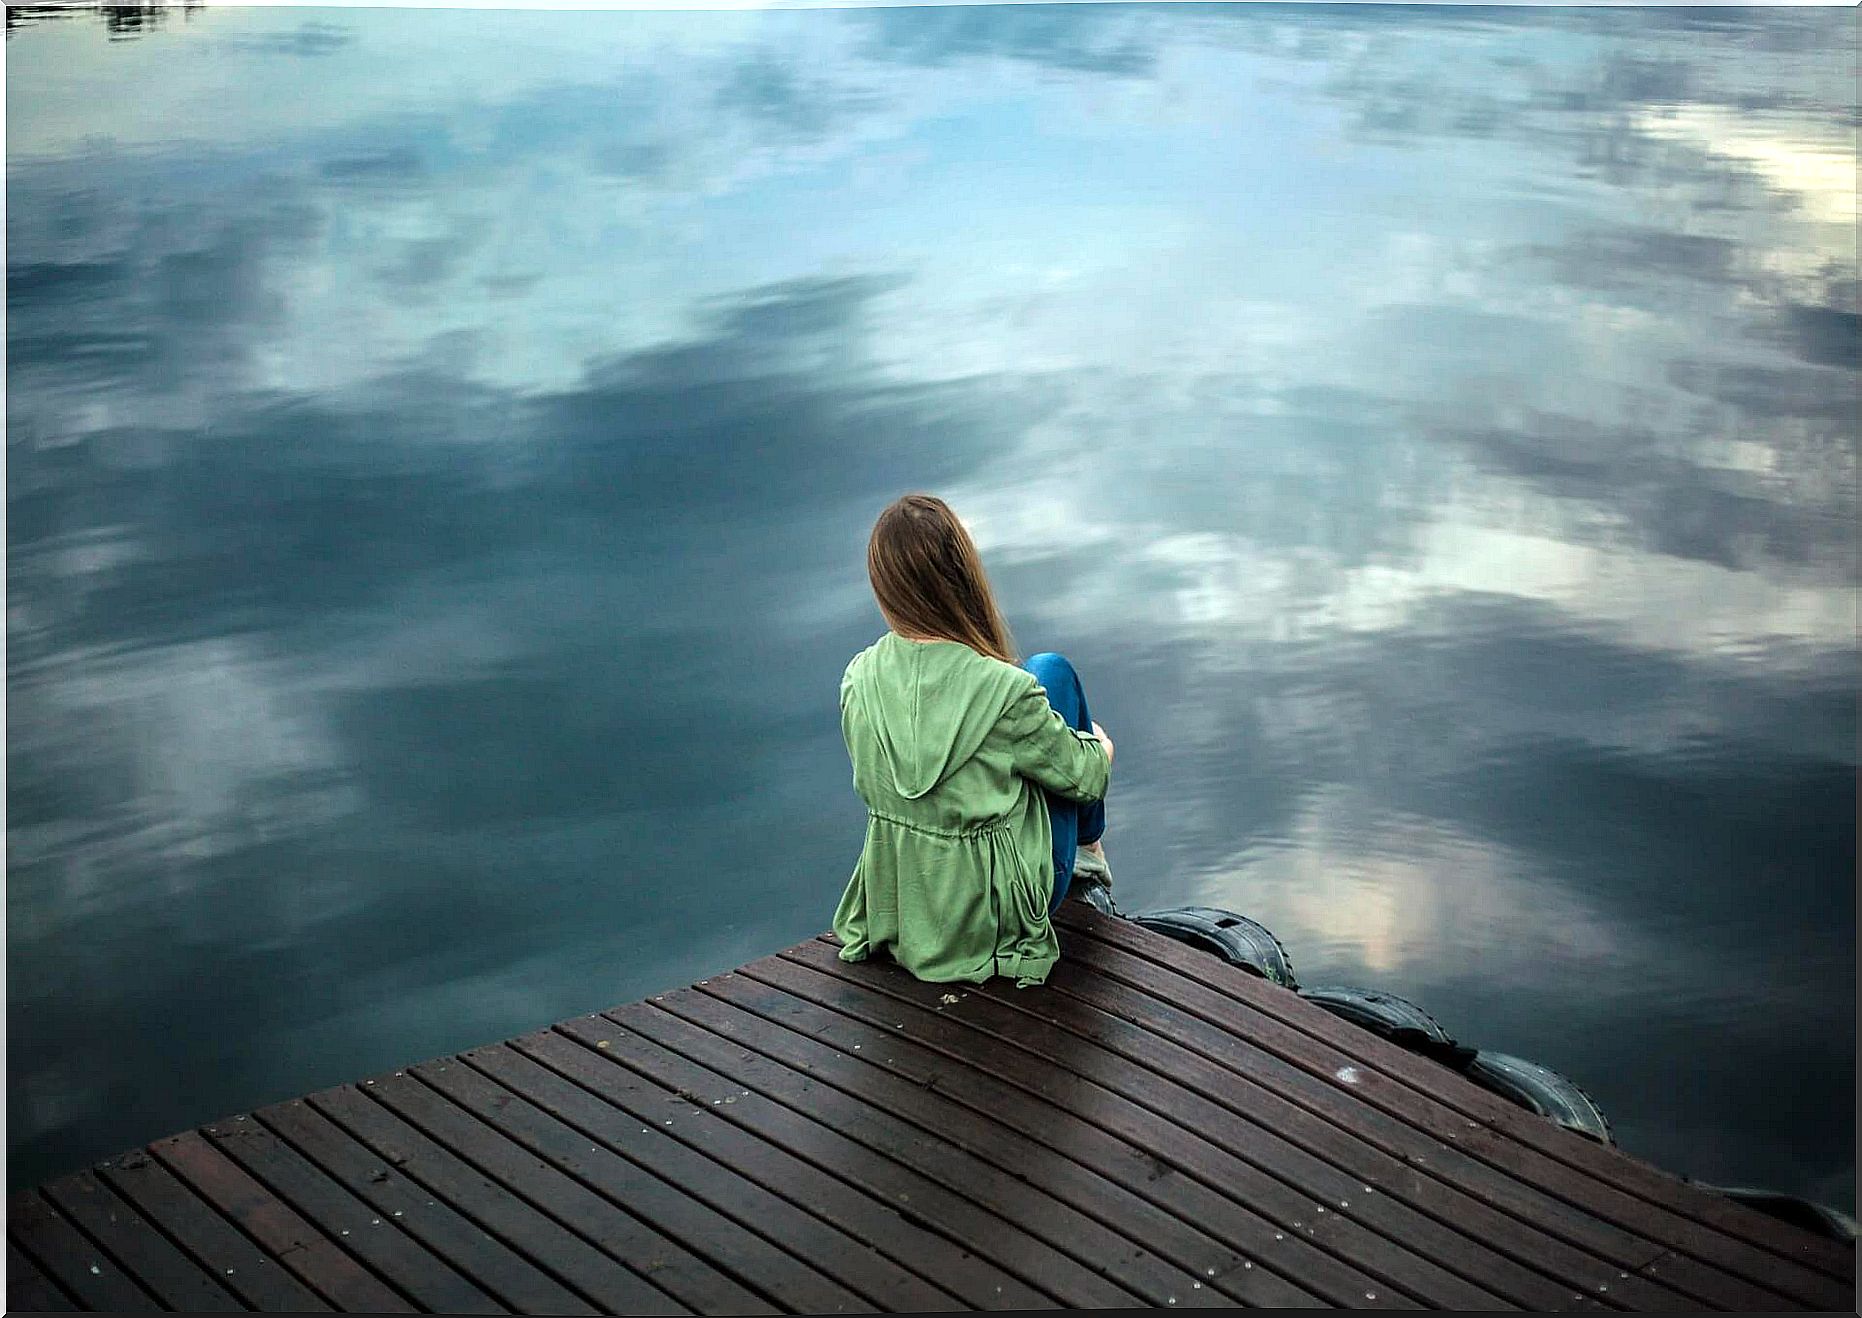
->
[[1023, 651, 1078, 685]]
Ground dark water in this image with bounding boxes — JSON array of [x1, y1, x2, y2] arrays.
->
[[7, 3, 1856, 1210]]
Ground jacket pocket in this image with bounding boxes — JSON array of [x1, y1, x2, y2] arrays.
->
[[1001, 836, 1051, 929]]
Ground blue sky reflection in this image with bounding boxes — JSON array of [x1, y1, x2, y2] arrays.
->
[[7, 3, 1856, 1207]]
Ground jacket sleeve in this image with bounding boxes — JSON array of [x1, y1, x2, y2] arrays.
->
[[839, 662, 860, 767], [1001, 674, 1110, 804]]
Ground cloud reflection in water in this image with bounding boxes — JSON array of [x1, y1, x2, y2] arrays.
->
[[6, 3, 1855, 1209]]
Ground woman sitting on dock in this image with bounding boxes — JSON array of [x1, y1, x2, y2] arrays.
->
[[833, 493, 1114, 988]]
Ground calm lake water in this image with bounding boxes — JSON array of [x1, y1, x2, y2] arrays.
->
[[6, 3, 1856, 1209]]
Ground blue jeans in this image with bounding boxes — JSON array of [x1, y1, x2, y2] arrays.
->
[[1022, 652, 1106, 913]]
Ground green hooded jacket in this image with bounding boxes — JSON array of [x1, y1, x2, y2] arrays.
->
[[833, 632, 1111, 988]]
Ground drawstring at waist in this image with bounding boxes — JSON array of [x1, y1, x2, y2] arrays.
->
[[867, 808, 1011, 840]]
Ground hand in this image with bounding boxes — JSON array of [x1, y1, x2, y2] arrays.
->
[[1091, 721, 1114, 765]]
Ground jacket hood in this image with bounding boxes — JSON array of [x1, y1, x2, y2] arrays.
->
[[845, 632, 1029, 799]]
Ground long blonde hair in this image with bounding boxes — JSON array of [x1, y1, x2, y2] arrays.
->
[[866, 494, 1017, 664]]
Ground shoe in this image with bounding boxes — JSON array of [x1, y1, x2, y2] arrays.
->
[[1072, 844, 1112, 892]]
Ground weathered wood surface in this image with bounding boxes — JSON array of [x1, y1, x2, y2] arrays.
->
[[8, 907, 1855, 1312]]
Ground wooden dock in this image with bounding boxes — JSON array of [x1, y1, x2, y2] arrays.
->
[[8, 905, 1855, 1312]]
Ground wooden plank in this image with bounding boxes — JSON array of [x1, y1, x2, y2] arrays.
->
[[151, 1127, 414, 1312], [972, 955, 1717, 1310], [1045, 937, 1665, 1258], [459, 1039, 966, 1313], [97, 1144, 333, 1312], [205, 1110, 507, 1315], [1044, 923, 1807, 1312], [684, 967, 1353, 1309], [1027, 969, 1773, 1311], [751, 953, 1587, 1314], [776, 945, 1520, 1311], [40, 1169, 244, 1311], [409, 1056, 872, 1314], [607, 996, 1196, 1310], [14, 918, 1847, 1315], [7, 1240, 79, 1312], [6, 1191, 158, 1312], [1045, 920, 1838, 1315], [256, 1096, 586, 1315], [362, 1069, 777, 1315], [1054, 909, 1857, 1310], [306, 1082, 691, 1316], [1057, 906, 1855, 1281], [511, 1027, 1032, 1312], [552, 1011, 1083, 1309], [779, 945, 1590, 1314]]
